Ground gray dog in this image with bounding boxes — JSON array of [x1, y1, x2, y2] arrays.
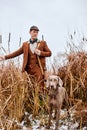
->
[[46, 75, 69, 130]]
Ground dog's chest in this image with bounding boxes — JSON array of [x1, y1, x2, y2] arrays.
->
[[49, 92, 58, 107], [50, 97, 57, 106]]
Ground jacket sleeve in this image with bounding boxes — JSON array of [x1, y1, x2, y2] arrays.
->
[[40, 41, 52, 57], [5, 45, 23, 60]]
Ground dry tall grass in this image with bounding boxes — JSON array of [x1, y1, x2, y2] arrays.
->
[[52, 34, 87, 126], [52, 33, 87, 102], [58, 51, 87, 101], [0, 33, 87, 129], [0, 62, 48, 129]]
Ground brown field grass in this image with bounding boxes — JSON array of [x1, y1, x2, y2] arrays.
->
[[0, 34, 87, 129], [0, 62, 49, 129], [57, 51, 87, 102], [52, 34, 87, 103]]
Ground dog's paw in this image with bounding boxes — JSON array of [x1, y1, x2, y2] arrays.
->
[[46, 125, 50, 129], [55, 128, 59, 130]]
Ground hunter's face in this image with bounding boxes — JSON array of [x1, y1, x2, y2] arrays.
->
[[30, 30, 38, 40]]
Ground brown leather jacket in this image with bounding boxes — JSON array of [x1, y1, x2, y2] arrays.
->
[[5, 40, 52, 72]]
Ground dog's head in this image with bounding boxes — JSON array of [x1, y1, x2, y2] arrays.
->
[[47, 75, 63, 90]]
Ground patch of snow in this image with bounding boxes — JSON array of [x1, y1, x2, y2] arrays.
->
[[59, 125, 68, 130], [71, 122, 79, 130], [1, 109, 87, 130], [83, 127, 87, 130]]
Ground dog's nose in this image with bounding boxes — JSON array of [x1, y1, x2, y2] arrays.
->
[[50, 85, 54, 88]]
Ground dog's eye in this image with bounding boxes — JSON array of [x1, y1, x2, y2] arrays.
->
[[49, 79, 52, 82], [54, 79, 57, 82]]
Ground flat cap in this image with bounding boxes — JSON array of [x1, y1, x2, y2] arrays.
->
[[30, 26, 39, 31]]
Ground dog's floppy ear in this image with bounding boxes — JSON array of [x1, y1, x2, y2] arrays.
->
[[46, 77, 50, 88], [58, 77, 63, 87]]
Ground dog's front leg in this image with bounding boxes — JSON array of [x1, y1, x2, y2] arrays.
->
[[55, 109, 60, 130], [46, 105, 53, 129], [53, 108, 57, 119]]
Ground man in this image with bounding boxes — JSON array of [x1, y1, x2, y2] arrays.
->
[[0, 26, 52, 88]]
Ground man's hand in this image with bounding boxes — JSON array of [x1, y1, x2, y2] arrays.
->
[[34, 49, 41, 56], [0, 56, 5, 61]]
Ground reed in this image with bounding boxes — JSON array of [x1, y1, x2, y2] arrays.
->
[[0, 62, 48, 129]]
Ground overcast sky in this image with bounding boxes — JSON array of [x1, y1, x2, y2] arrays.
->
[[0, 0, 87, 58]]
